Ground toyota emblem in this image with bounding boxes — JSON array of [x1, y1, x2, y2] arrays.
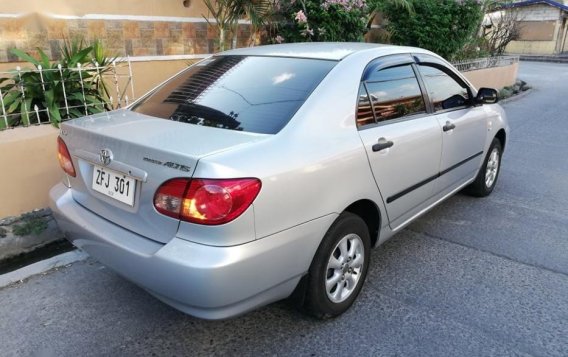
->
[[99, 149, 113, 166]]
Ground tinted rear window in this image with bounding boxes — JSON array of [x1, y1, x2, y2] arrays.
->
[[131, 56, 337, 134]]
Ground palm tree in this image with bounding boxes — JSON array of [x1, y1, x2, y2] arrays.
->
[[239, 0, 273, 46], [203, 0, 272, 51]]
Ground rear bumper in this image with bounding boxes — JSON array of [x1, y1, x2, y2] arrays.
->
[[49, 183, 335, 319]]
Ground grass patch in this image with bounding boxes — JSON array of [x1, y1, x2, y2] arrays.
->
[[12, 217, 48, 237]]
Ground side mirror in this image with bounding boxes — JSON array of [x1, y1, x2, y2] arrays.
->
[[442, 94, 467, 110], [476, 87, 499, 105]]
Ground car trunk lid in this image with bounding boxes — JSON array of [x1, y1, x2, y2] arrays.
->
[[60, 110, 267, 244]]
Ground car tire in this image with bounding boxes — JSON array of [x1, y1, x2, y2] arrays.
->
[[302, 212, 371, 319], [465, 137, 503, 197]]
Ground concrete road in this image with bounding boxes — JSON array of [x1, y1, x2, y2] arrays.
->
[[1, 62, 567, 357]]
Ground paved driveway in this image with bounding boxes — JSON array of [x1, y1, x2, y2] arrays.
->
[[1, 61, 567, 357]]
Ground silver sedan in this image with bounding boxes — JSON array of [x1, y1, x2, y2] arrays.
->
[[50, 43, 508, 320]]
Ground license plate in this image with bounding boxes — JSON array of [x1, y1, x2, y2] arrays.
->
[[92, 165, 137, 206]]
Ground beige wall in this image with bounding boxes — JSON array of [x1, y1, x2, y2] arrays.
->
[[463, 62, 519, 90], [0, 125, 60, 217], [121, 59, 195, 99], [506, 40, 558, 54]]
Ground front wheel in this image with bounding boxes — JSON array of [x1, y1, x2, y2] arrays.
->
[[465, 137, 503, 197], [302, 212, 371, 319]]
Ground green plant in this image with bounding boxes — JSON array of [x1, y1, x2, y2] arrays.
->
[[272, 0, 368, 43], [383, 0, 484, 59], [12, 217, 48, 237], [0, 38, 116, 129], [452, 37, 491, 61]]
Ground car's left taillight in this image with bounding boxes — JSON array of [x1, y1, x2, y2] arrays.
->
[[57, 136, 76, 177], [154, 178, 261, 225]]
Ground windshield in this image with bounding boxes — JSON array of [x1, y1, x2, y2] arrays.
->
[[131, 55, 337, 134]]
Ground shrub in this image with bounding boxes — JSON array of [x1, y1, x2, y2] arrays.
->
[[0, 38, 116, 129], [272, 0, 368, 43], [383, 0, 484, 59]]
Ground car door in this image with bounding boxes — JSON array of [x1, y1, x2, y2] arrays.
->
[[357, 55, 443, 229], [415, 56, 487, 195]]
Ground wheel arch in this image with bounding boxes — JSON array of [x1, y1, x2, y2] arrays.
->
[[495, 129, 506, 151], [290, 199, 382, 307], [344, 199, 381, 248]]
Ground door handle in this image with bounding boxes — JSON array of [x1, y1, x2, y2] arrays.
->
[[443, 121, 456, 132], [372, 139, 394, 152]]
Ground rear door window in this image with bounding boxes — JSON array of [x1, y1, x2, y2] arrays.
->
[[131, 56, 336, 134]]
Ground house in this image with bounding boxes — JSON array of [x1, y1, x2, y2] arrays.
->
[[495, 0, 568, 55]]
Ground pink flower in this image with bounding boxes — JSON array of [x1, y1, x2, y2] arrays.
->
[[322, 0, 366, 11], [301, 27, 314, 37], [295, 10, 307, 23], [275, 35, 284, 44]]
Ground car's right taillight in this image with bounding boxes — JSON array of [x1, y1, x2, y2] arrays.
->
[[57, 136, 76, 177], [154, 178, 261, 225]]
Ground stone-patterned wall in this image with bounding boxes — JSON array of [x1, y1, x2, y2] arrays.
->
[[0, 15, 251, 63]]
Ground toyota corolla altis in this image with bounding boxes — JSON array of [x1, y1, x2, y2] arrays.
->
[[50, 43, 508, 320]]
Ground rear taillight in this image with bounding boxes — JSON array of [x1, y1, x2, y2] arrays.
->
[[154, 178, 261, 225], [57, 136, 76, 177]]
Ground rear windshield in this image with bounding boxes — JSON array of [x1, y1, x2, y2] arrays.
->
[[131, 55, 337, 134]]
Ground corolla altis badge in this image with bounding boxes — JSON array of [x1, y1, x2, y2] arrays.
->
[[99, 149, 113, 166], [143, 157, 191, 172]]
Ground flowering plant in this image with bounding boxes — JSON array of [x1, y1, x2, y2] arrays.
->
[[271, 0, 368, 43]]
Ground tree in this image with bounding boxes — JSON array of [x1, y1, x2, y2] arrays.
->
[[239, 0, 273, 46], [271, 0, 369, 43], [202, 0, 271, 51], [382, 0, 484, 59], [483, 6, 524, 56]]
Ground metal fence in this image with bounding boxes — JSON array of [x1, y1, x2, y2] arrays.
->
[[0, 58, 135, 131], [452, 55, 520, 72]]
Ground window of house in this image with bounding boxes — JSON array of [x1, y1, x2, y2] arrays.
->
[[357, 65, 426, 127], [418, 65, 470, 112]]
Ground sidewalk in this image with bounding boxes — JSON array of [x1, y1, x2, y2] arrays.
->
[[518, 54, 568, 63]]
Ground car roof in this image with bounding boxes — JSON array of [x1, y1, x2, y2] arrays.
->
[[218, 42, 409, 61]]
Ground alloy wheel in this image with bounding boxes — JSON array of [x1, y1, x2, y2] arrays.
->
[[325, 233, 365, 303], [485, 147, 500, 188]]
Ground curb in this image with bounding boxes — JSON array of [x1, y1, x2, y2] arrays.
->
[[0, 249, 89, 289], [520, 57, 568, 64], [500, 88, 533, 105]]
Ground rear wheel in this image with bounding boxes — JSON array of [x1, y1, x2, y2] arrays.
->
[[302, 212, 371, 318], [465, 137, 502, 197]]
